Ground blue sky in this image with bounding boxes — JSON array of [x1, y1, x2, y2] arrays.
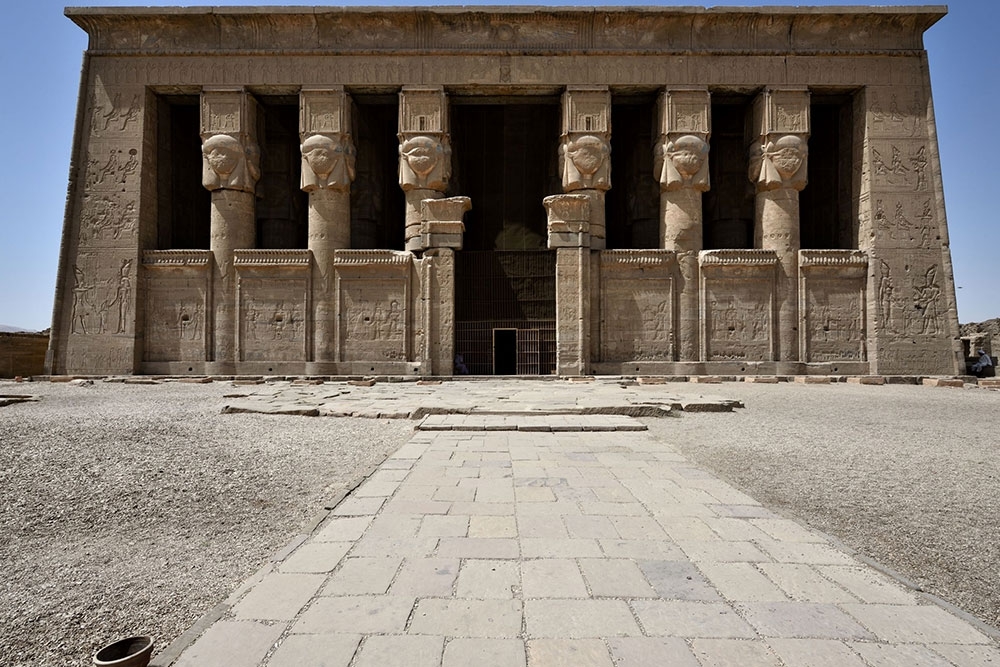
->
[[1, 0, 997, 331]]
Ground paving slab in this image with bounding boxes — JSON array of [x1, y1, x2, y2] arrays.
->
[[166, 427, 999, 667]]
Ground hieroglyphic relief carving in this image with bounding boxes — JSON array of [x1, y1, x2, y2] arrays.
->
[[599, 251, 676, 362], [238, 278, 309, 361], [69, 259, 133, 335], [868, 88, 927, 138], [912, 264, 943, 336], [875, 260, 945, 338], [869, 141, 928, 192], [89, 91, 142, 136], [799, 251, 867, 362], [872, 197, 937, 248], [143, 265, 209, 363], [85, 147, 140, 191], [340, 282, 408, 361], [705, 287, 773, 361], [79, 192, 137, 242]]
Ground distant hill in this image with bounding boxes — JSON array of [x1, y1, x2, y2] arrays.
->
[[960, 318, 1000, 339], [0, 325, 32, 333]]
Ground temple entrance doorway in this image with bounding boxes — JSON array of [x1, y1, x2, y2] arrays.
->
[[451, 101, 560, 375]]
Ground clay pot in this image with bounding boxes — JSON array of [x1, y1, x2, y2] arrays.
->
[[93, 636, 153, 667]]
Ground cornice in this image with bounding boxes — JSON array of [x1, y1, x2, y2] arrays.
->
[[65, 6, 946, 56]]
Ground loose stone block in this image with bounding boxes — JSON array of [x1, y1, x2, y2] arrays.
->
[[922, 377, 965, 387]]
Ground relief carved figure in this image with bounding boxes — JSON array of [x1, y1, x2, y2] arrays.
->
[[398, 135, 450, 191], [560, 134, 611, 191], [750, 135, 808, 191], [71, 266, 92, 335], [301, 133, 356, 191], [655, 134, 709, 192], [202, 133, 261, 192], [912, 265, 942, 336]]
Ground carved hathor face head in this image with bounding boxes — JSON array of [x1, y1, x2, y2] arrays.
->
[[202, 134, 243, 177], [667, 135, 708, 177], [301, 134, 343, 179], [566, 135, 608, 176], [767, 135, 806, 179], [401, 136, 441, 177]]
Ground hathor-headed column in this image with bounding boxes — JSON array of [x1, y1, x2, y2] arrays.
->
[[300, 87, 356, 365], [201, 87, 260, 370], [655, 89, 711, 361], [560, 86, 611, 250], [399, 86, 451, 252], [749, 88, 810, 365]]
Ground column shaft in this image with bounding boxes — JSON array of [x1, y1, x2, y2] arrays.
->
[[661, 188, 703, 361], [210, 189, 255, 366], [308, 190, 350, 363], [757, 189, 801, 363]]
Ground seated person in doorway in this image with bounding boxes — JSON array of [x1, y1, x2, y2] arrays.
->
[[971, 348, 994, 377], [454, 353, 470, 375]]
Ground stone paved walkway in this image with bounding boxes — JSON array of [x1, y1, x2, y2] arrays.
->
[[218, 378, 742, 418], [161, 414, 1000, 667]]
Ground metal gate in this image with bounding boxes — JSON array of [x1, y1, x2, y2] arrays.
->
[[455, 251, 556, 375]]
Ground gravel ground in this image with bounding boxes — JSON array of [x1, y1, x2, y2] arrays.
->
[[0, 380, 413, 667], [645, 382, 1000, 631]]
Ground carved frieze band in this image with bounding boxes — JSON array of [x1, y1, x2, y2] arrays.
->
[[601, 250, 677, 270], [333, 250, 412, 268], [142, 250, 212, 267], [799, 250, 869, 269], [234, 249, 312, 267], [700, 249, 779, 268]]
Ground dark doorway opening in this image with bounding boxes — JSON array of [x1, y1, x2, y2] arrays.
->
[[493, 329, 517, 375], [607, 98, 659, 249], [451, 100, 559, 375], [156, 96, 210, 249], [703, 96, 754, 249], [801, 94, 855, 249], [257, 98, 308, 249], [352, 96, 405, 250], [450, 102, 560, 251]]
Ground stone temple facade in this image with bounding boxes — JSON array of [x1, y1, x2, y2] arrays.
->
[[48, 5, 962, 377]]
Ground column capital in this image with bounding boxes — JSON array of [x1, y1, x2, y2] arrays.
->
[[656, 88, 711, 192], [544, 194, 591, 248], [399, 86, 451, 192], [749, 88, 810, 192], [299, 88, 355, 192], [560, 86, 611, 192], [200, 88, 260, 194], [417, 196, 470, 250]]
